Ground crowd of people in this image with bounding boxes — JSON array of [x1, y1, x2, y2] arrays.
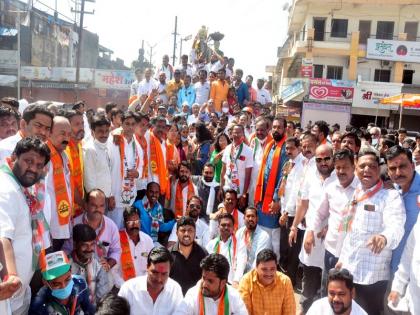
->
[[0, 52, 419, 315]]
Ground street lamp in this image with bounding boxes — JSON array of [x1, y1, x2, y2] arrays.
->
[[179, 34, 192, 63]]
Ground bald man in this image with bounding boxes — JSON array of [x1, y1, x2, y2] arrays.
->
[[46, 116, 73, 250]]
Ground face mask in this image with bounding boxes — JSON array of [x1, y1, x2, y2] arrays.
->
[[222, 108, 229, 113], [372, 138, 378, 146], [181, 136, 188, 142], [50, 278, 74, 300]]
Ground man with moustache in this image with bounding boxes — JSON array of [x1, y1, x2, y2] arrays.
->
[[64, 110, 85, 217], [175, 254, 248, 315], [234, 207, 271, 285], [113, 206, 154, 288], [248, 117, 272, 205], [0, 104, 54, 164], [169, 216, 208, 295], [0, 106, 19, 141], [0, 137, 50, 315], [239, 249, 296, 315], [69, 189, 121, 277], [307, 268, 367, 315], [167, 196, 210, 248], [46, 116, 73, 251], [290, 144, 336, 314], [170, 161, 198, 218], [191, 163, 220, 223], [336, 149, 406, 315], [118, 247, 183, 315], [83, 115, 115, 210], [254, 116, 288, 258], [340, 131, 361, 155], [69, 224, 110, 304]]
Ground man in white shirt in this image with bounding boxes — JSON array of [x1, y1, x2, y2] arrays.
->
[[234, 207, 271, 285], [0, 104, 53, 164], [220, 124, 253, 208], [108, 111, 143, 228], [175, 254, 248, 315], [388, 220, 420, 315], [113, 206, 154, 288], [156, 71, 169, 105], [156, 55, 174, 81], [137, 68, 158, 97], [83, 114, 114, 209], [0, 137, 51, 315], [130, 68, 142, 97], [187, 103, 200, 126], [168, 196, 210, 248], [177, 54, 194, 77], [337, 149, 406, 315], [206, 213, 239, 283], [290, 143, 335, 313], [256, 79, 272, 106], [46, 116, 73, 251], [118, 247, 183, 315], [305, 149, 359, 295], [194, 69, 211, 105], [307, 268, 367, 315]]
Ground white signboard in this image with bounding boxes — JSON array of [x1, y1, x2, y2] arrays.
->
[[0, 50, 18, 68], [367, 38, 420, 64], [20, 67, 94, 82], [353, 81, 401, 110]]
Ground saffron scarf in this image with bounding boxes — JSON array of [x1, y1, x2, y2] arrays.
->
[[174, 179, 195, 218], [1, 159, 47, 270], [198, 283, 229, 315], [339, 180, 383, 233], [254, 136, 286, 214], [119, 230, 136, 281], [149, 132, 170, 197], [47, 141, 72, 226], [67, 139, 84, 217]]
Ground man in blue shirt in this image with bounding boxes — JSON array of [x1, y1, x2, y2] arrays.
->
[[177, 75, 196, 109], [386, 146, 420, 273], [233, 69, 249, 108]]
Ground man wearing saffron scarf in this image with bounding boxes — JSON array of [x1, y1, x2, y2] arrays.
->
[[0, 137, 50, 315], [253, 116, 288, 258], [174, 254, 247, 315], [113, 206, 154, 288], [109, 111, 143, 229], [64, 110, 85, 218], [170, 161, 198, 218], [46, 116, 73, 251]]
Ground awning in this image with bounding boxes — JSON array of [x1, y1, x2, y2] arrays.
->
[[380, 93, 420, 108]]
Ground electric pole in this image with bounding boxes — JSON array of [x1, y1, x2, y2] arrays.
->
[[72, 0, 95, 100], [146, 42, 157, 68], [172, 16, 178, 65]]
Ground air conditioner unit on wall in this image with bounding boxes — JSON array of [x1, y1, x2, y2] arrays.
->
[[380, 60, 392, 68]]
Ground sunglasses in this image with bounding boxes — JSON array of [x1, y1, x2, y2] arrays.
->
[[315, 156, 332, 163]]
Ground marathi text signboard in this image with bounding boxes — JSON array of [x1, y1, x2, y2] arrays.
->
[[353, 81, 401, 110], [309, 78, 354, 103], [301, 58, 313, 78], [94, 70, 135, 90], [367, 38, 420, 64]]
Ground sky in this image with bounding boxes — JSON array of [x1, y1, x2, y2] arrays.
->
[[31, 0, 289, 79]]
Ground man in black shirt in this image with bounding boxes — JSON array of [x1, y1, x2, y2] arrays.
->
[[169, 216, 208, 295]]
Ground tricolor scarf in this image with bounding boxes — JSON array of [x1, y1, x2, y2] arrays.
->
[[149, 132, 171, 197], [71, 252, 96, 304], [254, 136, 286, 214], [67, 139, 84, 217], [250, 134, 273, 159], [174, 179, 195, 218], [198, 283, 230, 315], [1, 159, 48, 270], [118, 136, 140, 205], [228, 142, 244, 194], [119, 230, 136, 281], [339, 180, 383, 233], [213, 234, 237, 267], [135, 134, 148, 179], [46, 141, 72, 226]]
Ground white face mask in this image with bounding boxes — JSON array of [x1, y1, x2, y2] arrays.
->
[[222, 107, 229, 113], [372, 138, 378, 146]]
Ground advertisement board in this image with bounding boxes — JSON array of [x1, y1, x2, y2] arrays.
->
[[309, 78, 354, 103], [367, 38, 420, 63]]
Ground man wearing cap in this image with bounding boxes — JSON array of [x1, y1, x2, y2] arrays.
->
[[29, 251, 95, 315]]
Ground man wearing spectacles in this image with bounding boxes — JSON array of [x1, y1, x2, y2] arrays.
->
[[113, 206, 154, 289]]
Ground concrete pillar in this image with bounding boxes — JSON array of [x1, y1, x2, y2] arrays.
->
[[348, 32, 360, 81], [393, 33, 407, 83]]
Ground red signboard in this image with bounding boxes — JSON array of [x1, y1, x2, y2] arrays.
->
[[309, 78, 354, 103]]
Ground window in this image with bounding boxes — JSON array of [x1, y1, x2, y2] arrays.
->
[[359, 20, 371, 44], [313, 18, 326, 41], [376, 21, 394, 40], [331, 19, 348, 38], [313, 64, 324, 78], [374, 69, 391, 82], [326, 66, 343, 80], [402, 70, 414, 84], [404, 22, 418, 41]]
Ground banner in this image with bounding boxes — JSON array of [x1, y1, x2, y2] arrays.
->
[[94, 70, 135, 90], [367, 38, 420, 63], [353, 81, 401, 110], [20, 67, 93, 82], [309, 78, 354, 103]]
